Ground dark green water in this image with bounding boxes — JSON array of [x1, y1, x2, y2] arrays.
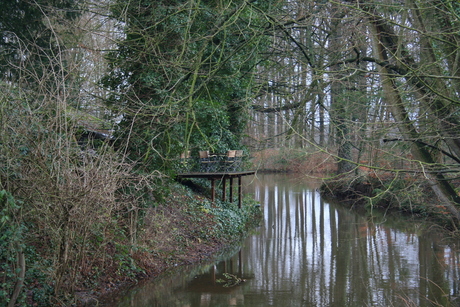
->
[[112, 173, 460, 307]]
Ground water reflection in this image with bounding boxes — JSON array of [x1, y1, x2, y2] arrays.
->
[[114, 174, 460, 307]]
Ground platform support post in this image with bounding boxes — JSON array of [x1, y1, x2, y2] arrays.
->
[[238, 176, 242, 208], [222, 178, 226, 202], [229, 178, 234, 203]]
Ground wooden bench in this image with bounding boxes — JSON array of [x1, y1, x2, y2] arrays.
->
[[223, 150, 244, 172], [197, 150, 245, 172], [199, 150, 216, 172]]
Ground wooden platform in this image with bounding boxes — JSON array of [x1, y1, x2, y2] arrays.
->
[[176, 171, 256, 208]]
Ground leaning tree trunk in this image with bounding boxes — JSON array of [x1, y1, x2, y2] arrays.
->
[[406, 0, 460, 161], [370, 16, 460, 221]]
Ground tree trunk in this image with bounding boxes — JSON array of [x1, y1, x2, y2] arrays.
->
[[329, 7, 355, 174], [370, 18, 460, 220]]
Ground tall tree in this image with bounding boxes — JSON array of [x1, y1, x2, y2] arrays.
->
[[0, 0, 79, 83], [103, 0, 276, 172]]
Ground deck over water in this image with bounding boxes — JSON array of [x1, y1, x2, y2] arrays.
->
[[177, 171, 255, 179], [177, 171, 256, 207]]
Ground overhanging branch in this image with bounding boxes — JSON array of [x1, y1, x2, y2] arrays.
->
[[251, 101, 304, 113], [383, 138, 460, 164]]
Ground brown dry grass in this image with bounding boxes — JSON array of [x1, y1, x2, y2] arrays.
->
[[250, 148, 337, 174]]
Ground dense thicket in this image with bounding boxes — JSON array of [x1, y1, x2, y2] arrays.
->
[[0, 1, 140, 304], [0, 0, 79, 82]]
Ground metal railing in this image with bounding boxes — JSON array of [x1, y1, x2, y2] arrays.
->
[[177, 150, 244, 173]]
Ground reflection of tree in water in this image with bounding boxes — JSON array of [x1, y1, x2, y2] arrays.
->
[[244, 174, 460, 307], [114, 174, 460, 306]]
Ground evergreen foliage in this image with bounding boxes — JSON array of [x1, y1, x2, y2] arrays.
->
[[0, 0, 79, 82], [103, 0, 274, 172]]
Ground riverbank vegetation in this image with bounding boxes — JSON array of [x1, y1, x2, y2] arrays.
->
[[244, 1, 460, 228], [1, 0, 460, 305], [253, 148, 459, 228]]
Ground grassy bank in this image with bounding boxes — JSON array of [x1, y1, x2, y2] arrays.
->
[[250, 148, 336, 174], [0, 180, 261, 306]]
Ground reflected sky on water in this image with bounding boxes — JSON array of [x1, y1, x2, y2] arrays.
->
[[113, 173, 460, 307]]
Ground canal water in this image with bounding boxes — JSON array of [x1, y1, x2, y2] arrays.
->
[[113, 173, 460, 307]]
